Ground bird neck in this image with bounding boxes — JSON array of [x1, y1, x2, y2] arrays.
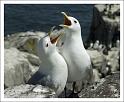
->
[[65, 30, 85, 49], [66, 29, 81, 38], [42, 49, 58, 64]]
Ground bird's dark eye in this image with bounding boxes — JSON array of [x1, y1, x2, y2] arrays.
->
[[46, 43, 48, 47], [74, 20, 77, 23]]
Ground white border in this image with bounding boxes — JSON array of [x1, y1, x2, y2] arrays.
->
[[1, 0, 123, 102]]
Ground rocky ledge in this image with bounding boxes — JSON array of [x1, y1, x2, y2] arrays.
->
[[4, 72, 120, 98], [79, 72, 120, 98], [86, 4, 120, 48], [4, 30, 120, 98], [4, 84, 56, 98]]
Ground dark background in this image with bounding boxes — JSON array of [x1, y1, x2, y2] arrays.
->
[[4, 4, 93, 41]]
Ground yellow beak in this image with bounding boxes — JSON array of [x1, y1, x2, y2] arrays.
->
[[59, 12, 71, 28], [50, 33, 63, 44]]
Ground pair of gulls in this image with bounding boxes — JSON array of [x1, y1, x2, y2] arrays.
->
[[28, 12, 93, 97]]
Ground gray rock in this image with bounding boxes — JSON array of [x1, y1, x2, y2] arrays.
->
[[86, 4, 120, 47], [27, 53, 41, 66], [105, 50, 120, 72], [87, 50, 106, 71], [87, 49, 119, 76], [4, 31, 46, 55], [4, 84, 56, 98], [4, 48, 39, 88], [59, 71, 120, 98], [92, 69, 101, 82], [79, 72, 120, 98]]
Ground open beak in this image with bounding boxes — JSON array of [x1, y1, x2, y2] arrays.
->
[[59, 12, 71, 28], [50, 33, 63, 44]]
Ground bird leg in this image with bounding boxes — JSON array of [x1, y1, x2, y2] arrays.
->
[[68, 82, 79, 98], [64, 86, 67, 98], [72, 82, 76, 94], [77, 82, 85, 94]]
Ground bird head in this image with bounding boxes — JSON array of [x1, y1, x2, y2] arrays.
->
[[37, 34, 60, 58], [59, 12, 81, 32]]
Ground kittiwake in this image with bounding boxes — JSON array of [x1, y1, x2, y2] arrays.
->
[[56, 12, 93, 94], [28, 34, 68, 96], [93, 40, 99, 50]]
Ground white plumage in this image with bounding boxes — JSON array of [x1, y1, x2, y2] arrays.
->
[[28, 35, 68, 96], [58, 12, 93, 84]]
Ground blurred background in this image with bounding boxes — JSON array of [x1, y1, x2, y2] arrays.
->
[[4, 4, 93, 42]]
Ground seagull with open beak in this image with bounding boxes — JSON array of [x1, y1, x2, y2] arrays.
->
[[56, 12, 93, 97], [28, 33, 68, 96]]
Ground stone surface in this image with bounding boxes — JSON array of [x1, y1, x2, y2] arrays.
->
[[4, 72, 120, 98], [4, 31, 46, 55], [87, 48, 119, 76], [87, 50, 106, 71], [4, 84, 56, 98], [4, 47, 39, 88], [105, 49, 120, 72], [79, 72, 120, 98], [92, 69, 101, 82], [86, 4, 120, 48]]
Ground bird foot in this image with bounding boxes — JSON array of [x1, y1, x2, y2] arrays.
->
[[68, 92, 79, 98]]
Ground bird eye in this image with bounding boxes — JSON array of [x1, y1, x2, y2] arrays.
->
[[74, 20, 77, 23], [46, 43, 48, 47]]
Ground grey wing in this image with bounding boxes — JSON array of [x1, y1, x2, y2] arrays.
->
[[27, 71, 55, 88], [27, 71, 46, 85]]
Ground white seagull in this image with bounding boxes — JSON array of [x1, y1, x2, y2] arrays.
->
[[28, 34, 68, 96], [93, 40, 99, 50], [54, 12, 93, 95]]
